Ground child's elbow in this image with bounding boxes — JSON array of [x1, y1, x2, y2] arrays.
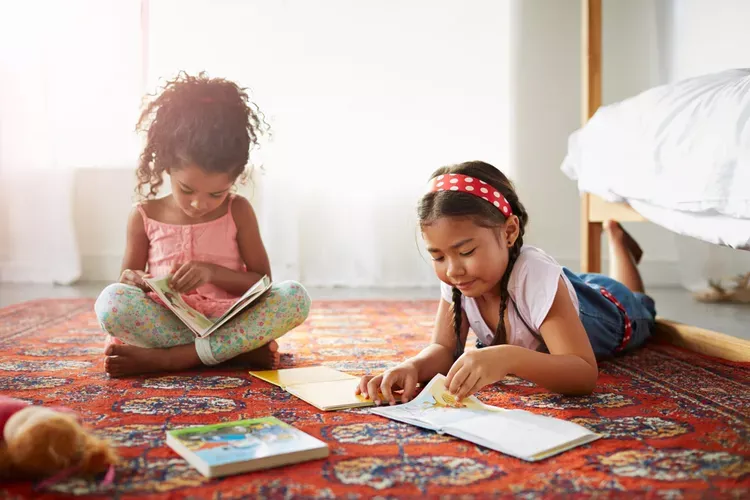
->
[[575, 380, 597, 396], [563, 367, 598, 396], [562, 382, 596, 397], [581, 368, 599, 395]]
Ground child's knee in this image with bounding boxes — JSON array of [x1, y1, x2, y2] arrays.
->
[[272, 280, 311, 326], [94, 283, 141, 332]]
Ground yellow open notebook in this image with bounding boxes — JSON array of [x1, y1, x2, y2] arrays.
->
[[249, 366, 378, 411]]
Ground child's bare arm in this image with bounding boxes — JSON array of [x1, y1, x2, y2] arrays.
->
[[503, 277, 598, 395], [201, 196, 271, 295], [119, 207, 150, 289], [409, 298, 469, 382], [360, 298, 469, 403], [446, 277, 597, 398]]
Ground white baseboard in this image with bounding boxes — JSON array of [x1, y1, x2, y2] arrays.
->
[[80, 254, 681, 287], [0, 262, 81, 285]]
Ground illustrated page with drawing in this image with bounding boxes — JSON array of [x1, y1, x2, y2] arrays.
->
[[144, 275, 272, 338], [370, 373, 501, 430], [371, 374, 600, 462]]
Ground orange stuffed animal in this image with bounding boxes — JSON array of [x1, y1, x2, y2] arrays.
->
[[0, 396, 118, 484]]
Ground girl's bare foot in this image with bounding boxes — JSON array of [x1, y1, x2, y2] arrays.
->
[[104, 340, 280, 377], [604, 219, 645, 293], [226, 340, 280, 369], [104, 343, 200, 378], [604, 220, 643, 264]]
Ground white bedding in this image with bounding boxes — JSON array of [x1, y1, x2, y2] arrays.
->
[[561, 68, 750, 220], [627, 200, 750, 250], [561, 69, 750, 247]]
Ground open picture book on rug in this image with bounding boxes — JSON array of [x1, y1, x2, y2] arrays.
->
[[249, 366, 381, 411], [144, 275, 272, 338], [165, 417, 329, 478], [371, 374, 600, 462]]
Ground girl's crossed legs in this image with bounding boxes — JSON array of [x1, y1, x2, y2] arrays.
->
[[94, 281, 311, 377]]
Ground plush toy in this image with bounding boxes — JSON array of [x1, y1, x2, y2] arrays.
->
[[0, 396, 118, 485]]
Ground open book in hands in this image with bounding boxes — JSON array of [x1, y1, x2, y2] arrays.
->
[[144, 275, 272, 338], [370, 374, 600, 462]]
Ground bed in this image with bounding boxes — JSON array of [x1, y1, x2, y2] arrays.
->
[[564, 0, 750, 362]]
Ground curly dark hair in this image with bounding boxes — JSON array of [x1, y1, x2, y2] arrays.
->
[[418, 161, 530, 360], [134, 71, 269, 199]]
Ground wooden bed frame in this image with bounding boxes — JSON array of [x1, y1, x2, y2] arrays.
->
[[579, 0, 749, 362]]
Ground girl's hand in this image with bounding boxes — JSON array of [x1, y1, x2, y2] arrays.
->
[[445, 347, 509, 401], [357, 361, 419, 405], [169, 261, 215, 293], [119, 269, 151, 292]]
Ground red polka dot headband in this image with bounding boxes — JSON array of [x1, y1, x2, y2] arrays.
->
[[428, 173, 513, 217]]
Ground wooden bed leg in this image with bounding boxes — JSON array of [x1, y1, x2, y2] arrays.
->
[[580, 0, 602, 274], [585, 222, 602, 274], [581, 193, 602, 273]]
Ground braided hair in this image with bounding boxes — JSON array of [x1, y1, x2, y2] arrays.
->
[[418, 161, 529, 360], [134, 71, 268, 200]]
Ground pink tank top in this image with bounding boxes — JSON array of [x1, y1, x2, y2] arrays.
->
[[138, 195, 246, 318]]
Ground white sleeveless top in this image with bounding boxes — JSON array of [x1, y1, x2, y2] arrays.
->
[[440, 245, 578, 349]]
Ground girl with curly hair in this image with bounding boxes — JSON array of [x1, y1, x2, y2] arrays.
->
[[95, 73, 310, 377]]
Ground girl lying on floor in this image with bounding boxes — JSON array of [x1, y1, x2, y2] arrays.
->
[[95, 73, 310, 377], [358, 161, 657, 401]]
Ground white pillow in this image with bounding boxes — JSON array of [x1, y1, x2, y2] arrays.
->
[[561, 68, 750, 219]]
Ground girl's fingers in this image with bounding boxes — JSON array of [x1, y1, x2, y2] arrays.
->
[[170, 264, 187, 287], [448, 365, 470, 396], [120, 271, 137, 287], [380, 374, 397, 405], [171, 270, 185, 288], [182, 275, 201, 293], [401, 372, 418, 403], [445, 357, 463, 388], [356, 376, 372, 396], [173, 268, 195, 292], [367, 376, 383, 405], [455, 372, 480, 401]]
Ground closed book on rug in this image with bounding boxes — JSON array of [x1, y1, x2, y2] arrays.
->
[[249, 366, 380, 411], [165, 417, 329, 478], [370, 374, 600, 462]]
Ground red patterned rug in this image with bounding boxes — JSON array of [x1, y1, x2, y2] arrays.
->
[[0, 298, 748, 499]]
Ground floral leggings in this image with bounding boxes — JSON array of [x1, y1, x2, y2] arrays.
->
[[94, 281, 311, 365]]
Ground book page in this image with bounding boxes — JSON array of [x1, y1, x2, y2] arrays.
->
[[443, 410, 599, 460], [145, 277, 214, 335], [249, 366, 357, 388], [286, 378, 374, 411], [371, 374, 502, 429], [209, 275, 272, 330]]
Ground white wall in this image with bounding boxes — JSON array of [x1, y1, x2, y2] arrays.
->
[[77, 0, 513, 285], [509, 0, 583, 269], [74, 168, 137, 281], [75, 0, 749, 286]]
